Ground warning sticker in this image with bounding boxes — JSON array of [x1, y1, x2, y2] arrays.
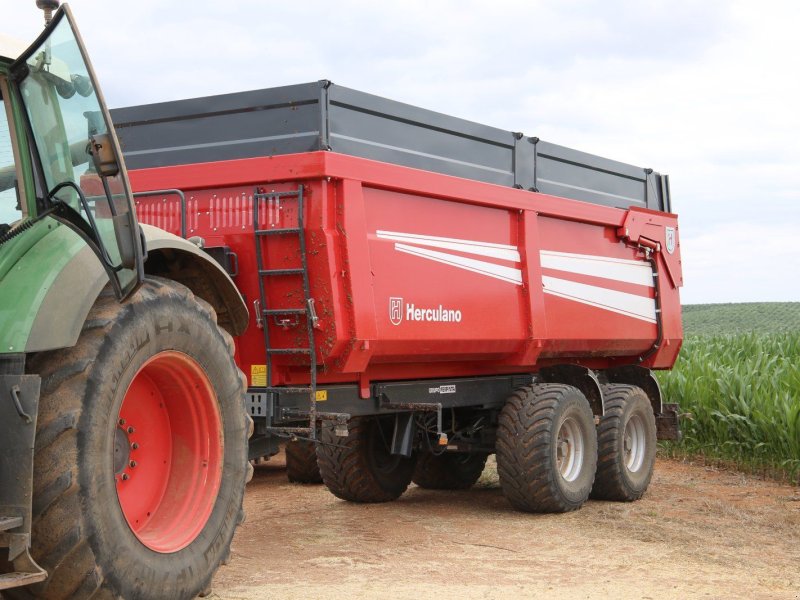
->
[[315, 390, 328, 402], [251, 365, 267, 387]]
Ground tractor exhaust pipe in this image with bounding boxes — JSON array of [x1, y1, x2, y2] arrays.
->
[[36, 0, 60, 25]]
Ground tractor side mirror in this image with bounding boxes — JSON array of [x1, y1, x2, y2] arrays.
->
[[87, 133, 120, 178]]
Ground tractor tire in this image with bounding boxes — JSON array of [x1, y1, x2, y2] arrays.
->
[[316, 416, 416, 502], [15, 278, 249, 600], [285, 439, 322, 483], [496, 383, 597, 513], [591, 384, 657, 501], [412, 451, 488, 490]]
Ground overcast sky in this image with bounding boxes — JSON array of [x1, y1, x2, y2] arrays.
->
[[9, 1, 800, 304]]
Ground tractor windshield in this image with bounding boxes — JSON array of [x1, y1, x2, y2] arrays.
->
[[12, 6, 141, 297]]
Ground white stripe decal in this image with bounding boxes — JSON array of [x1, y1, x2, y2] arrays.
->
[[542, 276, 656, 323], [540, 250, 654, 288], [395, 243, 523, 285], [377, 230, 520, 262]]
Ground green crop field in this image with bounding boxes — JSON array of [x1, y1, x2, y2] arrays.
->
[[657, 302, 800, 483], [682, 302, 800, 335]]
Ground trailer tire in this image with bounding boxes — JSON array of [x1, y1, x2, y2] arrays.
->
[[412, 451, 488, 490], [316, 416, 416, 502], [285, 439, 323, 483], [591, 384, 657, 501], [15, 278, 248, 600], [496, 384, 597, 513]]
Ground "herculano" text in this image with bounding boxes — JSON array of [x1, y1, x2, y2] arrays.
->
[[406, 303, 462, 323]]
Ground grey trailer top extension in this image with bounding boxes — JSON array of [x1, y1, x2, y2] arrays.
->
[[111, 81, 672, 212]]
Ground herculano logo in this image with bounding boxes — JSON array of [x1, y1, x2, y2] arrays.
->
[[389, 297, 403, 325], [389, 297, 462, 325]]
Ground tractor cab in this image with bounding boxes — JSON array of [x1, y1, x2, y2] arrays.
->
[[0, 3, 143, 298]]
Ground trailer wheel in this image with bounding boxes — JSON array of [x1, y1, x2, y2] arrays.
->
[[17, 278, 248, 600], [285, 439, 323, 483], [591, 384, 657, 501], [496, 384, 597, 513], [316, 416, 416, 502], [412, 451, 488, 490]]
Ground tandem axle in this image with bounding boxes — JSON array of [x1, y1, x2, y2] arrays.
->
[[247, 369, 681, 462]]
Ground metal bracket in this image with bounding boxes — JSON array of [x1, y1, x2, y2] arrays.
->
[[307, 298, 320, 329], [380, 399, 447, 445]]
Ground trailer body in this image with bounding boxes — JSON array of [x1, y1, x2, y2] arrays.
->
[[114, 83, 683, 509], [113, 83, 682, 389]]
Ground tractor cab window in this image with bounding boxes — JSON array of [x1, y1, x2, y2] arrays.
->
[[0, 91, 21, 231], [12, 6, 142, 298]]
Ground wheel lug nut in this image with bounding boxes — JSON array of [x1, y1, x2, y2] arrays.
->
[[118, 418, 126, 426], [121, 473, 129, 481], [127, 426, 135, 434], [131, 442, 139, 450], [129, 461, 137, 468]]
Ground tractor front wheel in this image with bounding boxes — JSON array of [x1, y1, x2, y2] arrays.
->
[[18, 278, 248, 600]]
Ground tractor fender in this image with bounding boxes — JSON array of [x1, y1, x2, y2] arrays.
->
[[25, 226, 247, 353], [25, 243, 112, 352], [139, 224, 248, 336]]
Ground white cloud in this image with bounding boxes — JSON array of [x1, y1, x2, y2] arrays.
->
[[5, 0, 799, 303]]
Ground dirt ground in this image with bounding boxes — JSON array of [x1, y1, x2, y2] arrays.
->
[[211, 452, 800, 600]]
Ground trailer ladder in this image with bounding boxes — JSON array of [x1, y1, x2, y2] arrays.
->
[[253, 186, 319, 440]]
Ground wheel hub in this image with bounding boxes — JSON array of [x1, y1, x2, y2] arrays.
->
[[556, 416, 585, 483], [624, 414, 646, 473], [113, 424, 131, 475]]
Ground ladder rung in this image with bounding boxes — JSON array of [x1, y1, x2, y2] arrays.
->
[[259, 268, 304, 276], [256, 228, 301, 236], [262, 308, 306, 316], [267, 348, 311, 355], [0, 516, 22, 532]]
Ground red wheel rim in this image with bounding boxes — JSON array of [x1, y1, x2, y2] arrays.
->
[[115, 351, 223, 553]]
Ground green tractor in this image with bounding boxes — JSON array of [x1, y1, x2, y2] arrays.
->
[[1, 3, 250, 598]]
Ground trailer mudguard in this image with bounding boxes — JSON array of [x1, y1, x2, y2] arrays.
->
[[538, 365, 605, 416], [604, 365, 663, 415]]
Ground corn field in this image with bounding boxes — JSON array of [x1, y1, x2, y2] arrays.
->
[[658, 332, 800, 483]]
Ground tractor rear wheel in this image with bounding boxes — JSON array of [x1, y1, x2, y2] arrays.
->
[[316, 416, 416, 502], [591, 384, 657, 501], [496, 384, 597, 513], [285, 439, 322, 483], [412, 451, 488, 490], [17, 278, 248, 600]]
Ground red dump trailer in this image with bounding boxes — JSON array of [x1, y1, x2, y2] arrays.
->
[[112, 81, 683, 512]]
